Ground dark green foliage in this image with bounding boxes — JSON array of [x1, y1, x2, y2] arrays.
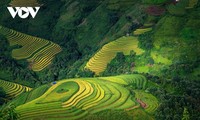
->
[[154, 78, 200, 120], [161, 58, 200, 79], [0, 0, 10, 22], [167, 0, 188, 16], [142, 0, 169, 4], [75, 3, 116, 49], [52, 0, 102, 49], [155, 16, 186, 37], [0, 35, 37, 87], [180, 27, 199, 42], [8, 93, 29, 107], [106, 0, 137, 11], [0, 0, 10, 6], [0, 0, 147, 85], [66, 57, 95, 78], [138, 31, 154, 50], [36, 36, 82, 82], [0, 104, 19, 120], [75, 69, 95, 78], [0, 1, 200, 119], [0, 35, 10, 56], [101, 51, 136, 76], [83, 110, 132, 120], [0, 88, 6, 105]]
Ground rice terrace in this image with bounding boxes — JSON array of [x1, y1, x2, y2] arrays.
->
[[0, 0, 200, 120], [8, 75, 158, 120], [0, 26, 62, 71]]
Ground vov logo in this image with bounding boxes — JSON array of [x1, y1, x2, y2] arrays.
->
[[7, 7, 40, 19]]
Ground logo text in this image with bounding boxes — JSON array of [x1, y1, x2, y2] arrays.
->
[[7, 7, 40, 19]]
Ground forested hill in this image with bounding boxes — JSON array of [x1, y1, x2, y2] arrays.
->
[[0, 0, 200, 86], [0, 0, 147, 86], [0, 0, 200, 119], [0, 0, 145, 51]]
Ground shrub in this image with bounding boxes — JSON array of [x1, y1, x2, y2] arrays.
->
[[0, 104, 19, 120]]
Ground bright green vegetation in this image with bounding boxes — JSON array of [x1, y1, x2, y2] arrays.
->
[[134, 90, 159, 114], [25, 84, 50, 103], [0, 0, 200, 119], [40, 82, 79, 103], [99, 74, 147, 89], [85, 36, 144, 74], [4, 75, 158, 120], [133, 28, 152, 35], [0, 79, 32, 98], [0, 26, 62, 72], [151, 51, 172, 65], [133, 12, 200, 76]]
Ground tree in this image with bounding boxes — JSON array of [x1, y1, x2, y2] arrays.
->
[[0, 104, 19, 120], [0, 87, 6, 105], [76, 68, 95, 78], [182, 107, 190, 120], [138, 32, 153, 50]]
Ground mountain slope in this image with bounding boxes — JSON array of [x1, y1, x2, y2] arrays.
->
[[8, 74, 158, 120], [85, 36, 144, 74], [0, 79, 32, 98], [0, 26, 62, 71]]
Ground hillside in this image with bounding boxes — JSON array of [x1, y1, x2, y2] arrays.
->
[[6, 75, 158, 120], [0, 26, 62, 71], [0, 0, 200, 120], [0, 79, 31, 98], [85, 36, 144, 74]]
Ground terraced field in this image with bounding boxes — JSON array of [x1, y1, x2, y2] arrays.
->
[[0, 26, 62, 71], [0, 79, 32, 98], [9, 0, 40, 7], [133, 27, 152, 35], [9, 74, 158, 120], [85, 36, 144, 74], [151, 51, 172, 65], [134, 90, 159, 114], [99, 74, 147, 89]]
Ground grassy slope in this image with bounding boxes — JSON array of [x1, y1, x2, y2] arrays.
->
[[6, 75, 158, 120]]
